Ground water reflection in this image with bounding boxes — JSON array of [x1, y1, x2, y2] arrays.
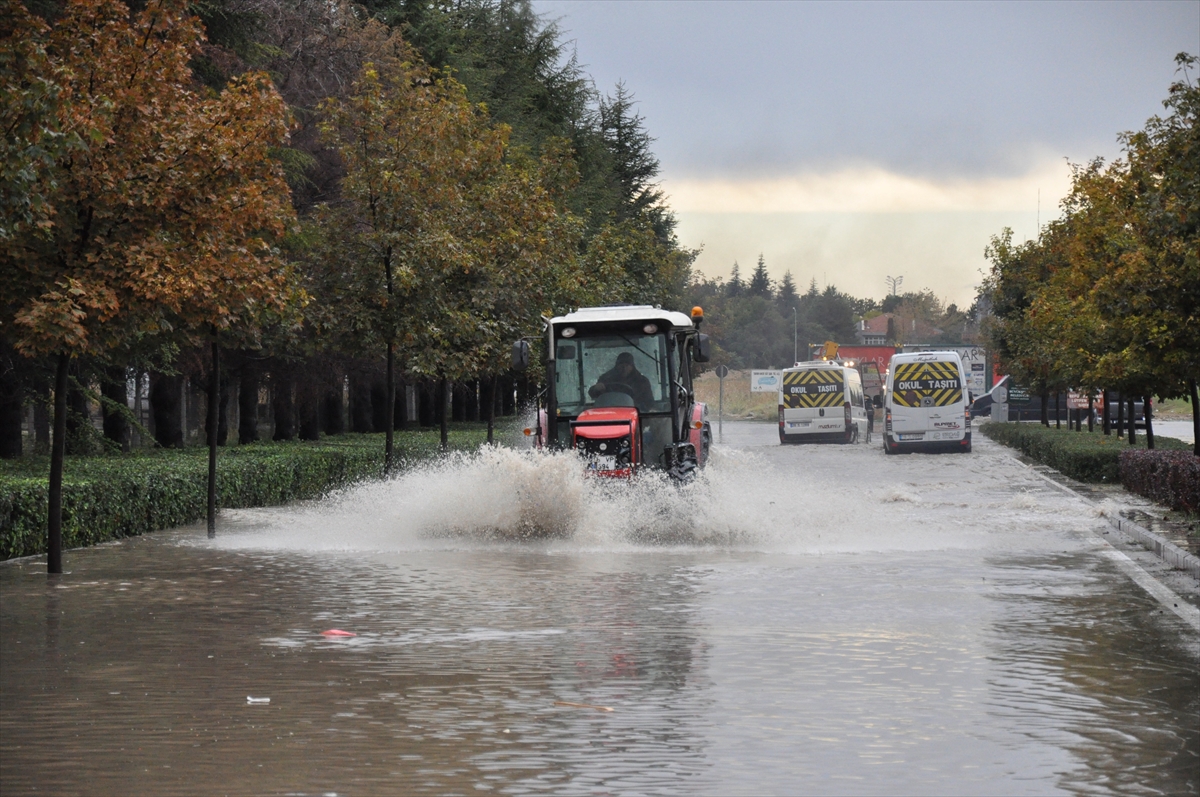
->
[[985, 553, 1200, 796], [2, 433, 1198, 795]]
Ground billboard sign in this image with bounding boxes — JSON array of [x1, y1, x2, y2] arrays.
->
[[750, 370, 782, 393], [949, 346, 987, 397], [1067, 390, 1096, 409]]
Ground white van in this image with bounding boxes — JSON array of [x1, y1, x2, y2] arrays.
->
[[778, 361, 871, 444], [882, 350, 972, 454]]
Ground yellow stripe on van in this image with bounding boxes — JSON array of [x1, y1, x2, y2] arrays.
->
[[891, 361, 962, 407], [782, 369, 845, 408]]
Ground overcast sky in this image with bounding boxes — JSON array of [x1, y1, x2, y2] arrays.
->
[[533, 0, 1199, 306]]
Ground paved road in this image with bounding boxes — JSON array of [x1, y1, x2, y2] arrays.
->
[[1, 423, 1197, 795]]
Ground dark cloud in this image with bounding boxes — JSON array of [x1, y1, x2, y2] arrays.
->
[[537, 0, 1199, 179]]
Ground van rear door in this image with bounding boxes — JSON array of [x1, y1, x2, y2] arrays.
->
[[889, 358, 966, 439], [782, 367, 847, 433]]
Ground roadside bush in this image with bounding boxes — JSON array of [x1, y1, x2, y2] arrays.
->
[[1119, 449, 1200, 514], [0, 428, 488, 560], [979, 422, 1192, 483]]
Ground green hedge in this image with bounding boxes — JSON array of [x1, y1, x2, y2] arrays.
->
[[979, 421, 1191, 483], [0, 428, 489, 560]]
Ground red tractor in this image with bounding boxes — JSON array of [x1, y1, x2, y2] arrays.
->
[[512, 305, 713, 480]]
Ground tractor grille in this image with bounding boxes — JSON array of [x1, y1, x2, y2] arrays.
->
[[576, 435, 632, 468]]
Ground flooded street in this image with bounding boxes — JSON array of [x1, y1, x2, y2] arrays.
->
[[2, 423, 1197, 796]]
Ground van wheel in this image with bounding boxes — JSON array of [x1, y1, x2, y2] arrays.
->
[[848, 427, 859, 444], [883, 436, 895, 455]]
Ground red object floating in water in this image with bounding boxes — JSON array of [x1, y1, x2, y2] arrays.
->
[[320, 629, 356, 637]]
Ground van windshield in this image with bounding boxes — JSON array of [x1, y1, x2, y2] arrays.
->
[[891, 360, 962, 407], [554, 332, 670, 414]]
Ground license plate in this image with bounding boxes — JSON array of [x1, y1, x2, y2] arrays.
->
[[898, 433, 923, 441], [587, 456, 618, 470], [787, 421, 811, 428]]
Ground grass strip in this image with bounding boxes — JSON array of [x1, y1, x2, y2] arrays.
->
[[0, 426, 490, 560]]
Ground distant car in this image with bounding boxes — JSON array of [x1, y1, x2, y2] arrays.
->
[[968, 392, 994, 419], [1105, 394, 1148, 429]]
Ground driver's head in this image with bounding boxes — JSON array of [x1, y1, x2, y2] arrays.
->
[[616, 352, 636, 374]]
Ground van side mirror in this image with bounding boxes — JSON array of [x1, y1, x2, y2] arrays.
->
[[511, 339, 530, 372], [694, 333, 711, 363]]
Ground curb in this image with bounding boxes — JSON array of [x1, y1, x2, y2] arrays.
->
[[1004, 450, 1200, 582], [1096, 508, 1200, 581]]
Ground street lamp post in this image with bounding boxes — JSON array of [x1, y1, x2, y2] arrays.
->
[[792, 307, 798, 364]]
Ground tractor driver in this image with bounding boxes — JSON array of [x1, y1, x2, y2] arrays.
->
[[588, 351, 654, 409]]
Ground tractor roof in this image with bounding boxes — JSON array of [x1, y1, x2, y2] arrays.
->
[[551, 305, 694, 329]]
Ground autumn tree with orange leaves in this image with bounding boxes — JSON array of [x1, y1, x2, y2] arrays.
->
[[1, 0, 302, 572]]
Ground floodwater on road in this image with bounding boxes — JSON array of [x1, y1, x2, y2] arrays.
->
[[2, 423, 1197, 796]]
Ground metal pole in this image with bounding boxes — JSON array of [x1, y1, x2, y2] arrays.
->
[[718, 375, 724, 441], [792, 307, 797, 364]]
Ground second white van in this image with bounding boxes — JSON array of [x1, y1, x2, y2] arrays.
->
[[778, 361, 870, 444], [882, 350, 972, 454]]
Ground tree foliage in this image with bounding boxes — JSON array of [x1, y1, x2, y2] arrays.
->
[[4, 0, 300, 358], [982, 53, 1199, 446]]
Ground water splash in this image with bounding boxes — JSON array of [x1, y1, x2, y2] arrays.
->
[[208, 436, 1099, 555]]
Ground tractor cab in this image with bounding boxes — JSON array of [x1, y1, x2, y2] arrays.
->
[[513, 305, 712, 480]]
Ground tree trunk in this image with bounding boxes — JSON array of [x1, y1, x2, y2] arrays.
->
[[418, 380, 434, 427], [0, 359, 22, 459], [469, 380, 480, 422], [296, 365, 320, 441], [101, 365, 128, 450], [451, 381, 465, 422], [238, 362, 259, 444], [298, 389, 321, 441], [1143, 395, 1154, 450], [207, 337, 219, 538], [65, 371, 90, 454], [502, 375, 515, 416], [439, 378, 449, 451], [1126, 397, 1136, 444], [486, 375, 496, 445], [1086, 394, 1093, 433], [272, 370, 296, 441], [34, 381, 50, 453], [1054, 391, 1060, 429], [217, 379, 230, 446], [1116, 393, 1124, 438], [385, 343, 395, 473], [150, 372, 184, 448], [1189, 379, 1199, 457], [370, 378, 388, 433], [322, 381, 345, 435], [1102, 389, 1109, 435], [394, 374, 408, 432], [48, 353, 69, 574], [349, 372, 373, 433], [1039, 388, 1049, 427]]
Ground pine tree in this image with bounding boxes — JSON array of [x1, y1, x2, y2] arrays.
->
[[726, 262, 744, 297], [748, 254, 773, 298], [777, 270, 799, 308], [599, 81, 670, 234]]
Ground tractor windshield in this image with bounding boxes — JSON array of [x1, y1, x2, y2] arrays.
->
[[554, 331, 670, 414]]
